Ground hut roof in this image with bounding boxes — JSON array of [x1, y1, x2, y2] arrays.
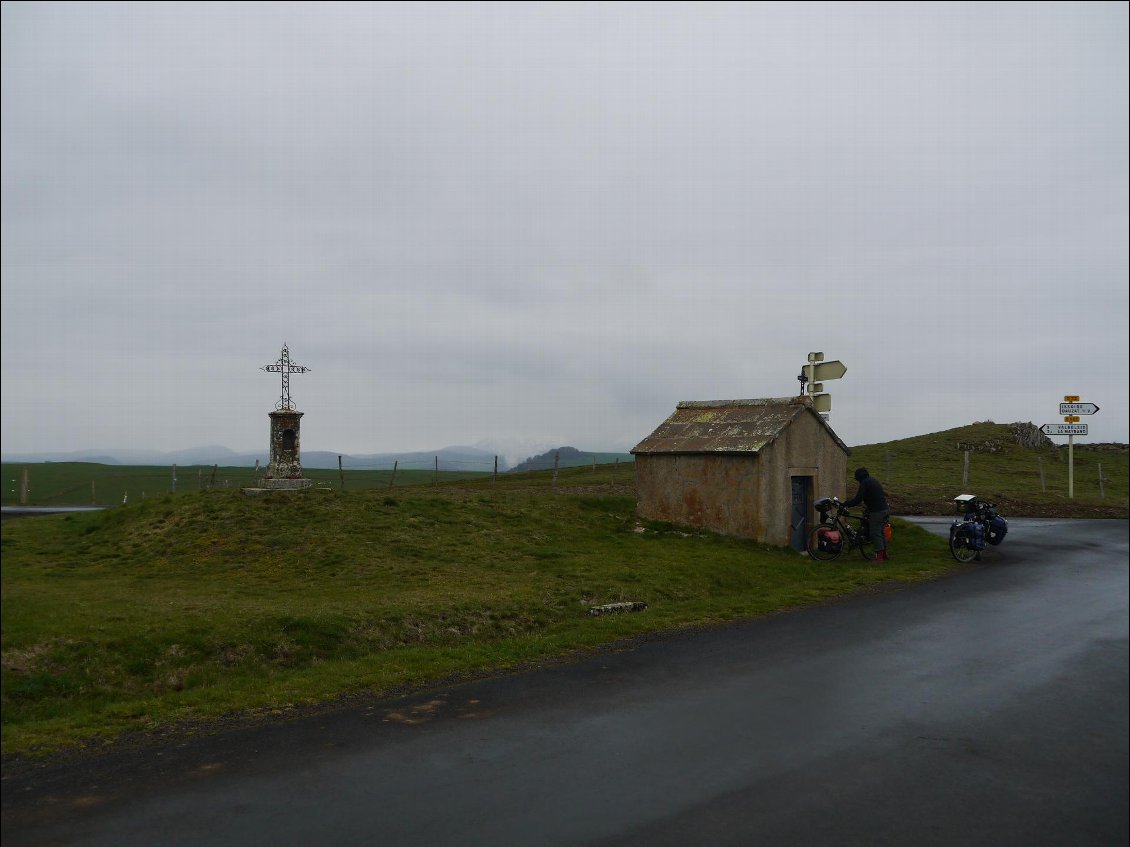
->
[[631, 397, 850, 456]]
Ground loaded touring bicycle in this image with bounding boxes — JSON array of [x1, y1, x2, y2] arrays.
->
[[949, 494, 1008, 562]]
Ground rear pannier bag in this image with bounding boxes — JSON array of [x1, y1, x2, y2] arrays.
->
[[958, 521, 985, 551], [817, 527, 842, 553]]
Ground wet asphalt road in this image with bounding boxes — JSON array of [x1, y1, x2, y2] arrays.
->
[[3, 518, 1127, 847]]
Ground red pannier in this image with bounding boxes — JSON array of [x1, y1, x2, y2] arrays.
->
[[817, 527, 842, 553]]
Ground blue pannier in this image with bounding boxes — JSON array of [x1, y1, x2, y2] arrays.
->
[[986, 516, 1008, 546], [953, 519, 985, 551]]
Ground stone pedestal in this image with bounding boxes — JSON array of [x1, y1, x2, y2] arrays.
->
[[258, 477, 313, 490], [241, 408, 313, 496], [241, 478, 314, 496], [267, 409, 305, 480]]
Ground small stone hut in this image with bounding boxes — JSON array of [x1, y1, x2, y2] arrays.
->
[[631, 396, 850, 549]]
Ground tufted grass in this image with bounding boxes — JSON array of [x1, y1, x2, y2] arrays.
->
[[2, 466, 955, 756]]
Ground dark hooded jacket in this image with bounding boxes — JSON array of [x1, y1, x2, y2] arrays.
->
[[843, 468, 889, 513]]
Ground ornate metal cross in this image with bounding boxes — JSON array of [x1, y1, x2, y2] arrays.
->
[[261, 344, 310, 410]]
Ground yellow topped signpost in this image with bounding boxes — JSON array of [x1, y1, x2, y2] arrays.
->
[[1040, 395, 1101, 498]]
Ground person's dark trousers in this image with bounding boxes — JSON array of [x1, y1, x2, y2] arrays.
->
[[868, 509, 890, 559]]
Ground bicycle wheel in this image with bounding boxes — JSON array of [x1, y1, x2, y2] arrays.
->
[[808, 525, 843, 561], [949, 528, 979, 563], [856, 533, 877, 561]]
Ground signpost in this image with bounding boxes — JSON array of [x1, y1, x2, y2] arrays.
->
[[799, 352, 846, 418], [1042, 395, 1099, 498]]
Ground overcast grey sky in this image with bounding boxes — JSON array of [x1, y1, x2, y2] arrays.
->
[[2, 1, 1127, 464]]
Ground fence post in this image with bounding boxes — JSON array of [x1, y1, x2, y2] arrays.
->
[[552, 451, 559, 491], [434, 456, 439, 487], [962, 450, 970, 488], [494, 455, 498, 487], [172, 463, 177, 493], [210, 465, 218, 489], [1037, 456, 1046, 493], [1098, 462, 1105, 499], [389, 460, 398, 490], [19, 466, 28, 505], [338, 455, 344, 490]]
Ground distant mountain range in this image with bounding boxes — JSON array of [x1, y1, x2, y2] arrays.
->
[[508, 446, 634, 473], [0, 445, 503, 472], [0, 445, 635, 473]]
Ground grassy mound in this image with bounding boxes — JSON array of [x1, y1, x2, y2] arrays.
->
[[3, 470, 954, 756]]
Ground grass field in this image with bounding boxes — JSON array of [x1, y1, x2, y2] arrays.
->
[[0, 462, 491, 507], [3, 469, 953, 756], [2, 422, 1125, 757]]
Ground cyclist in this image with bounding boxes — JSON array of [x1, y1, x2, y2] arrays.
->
[[843, 467, 890, 561]]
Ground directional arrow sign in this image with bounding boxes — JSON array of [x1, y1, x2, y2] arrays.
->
[[1042, 423, 1088, 436], [810, 360, 847, 381], [1059, 403, 1099, 415]]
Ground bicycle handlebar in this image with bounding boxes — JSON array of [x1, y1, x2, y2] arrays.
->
[[827, 499, 869, 523]]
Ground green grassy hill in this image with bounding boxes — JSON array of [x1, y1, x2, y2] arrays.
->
[[848, 421, 1127, 518]]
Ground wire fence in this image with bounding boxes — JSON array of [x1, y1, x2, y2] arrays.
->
[[870, 447, 1123, 503], [2, 453, 635, 507]]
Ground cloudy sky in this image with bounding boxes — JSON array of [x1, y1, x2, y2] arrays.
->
[[2, 1, 1127, 464]]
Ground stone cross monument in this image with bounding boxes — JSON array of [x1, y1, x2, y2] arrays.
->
[[259, 344, 312, 489]]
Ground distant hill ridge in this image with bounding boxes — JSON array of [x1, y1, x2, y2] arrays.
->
[[2, 423, 1124, 517], [509, 447, 634, 473], [0, 445, 641, 474], [0, 446, 506, 472]]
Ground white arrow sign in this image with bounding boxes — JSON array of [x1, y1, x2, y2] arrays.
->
[[1059, 403, 1099, 415], [810, 360, 847, 381], [1042, 423, 1088, 436]]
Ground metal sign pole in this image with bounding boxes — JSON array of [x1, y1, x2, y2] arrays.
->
[[1054, 395, 1101, 500], [1068, 434, 1074, 499], [1041, 393, 1096, 501]]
